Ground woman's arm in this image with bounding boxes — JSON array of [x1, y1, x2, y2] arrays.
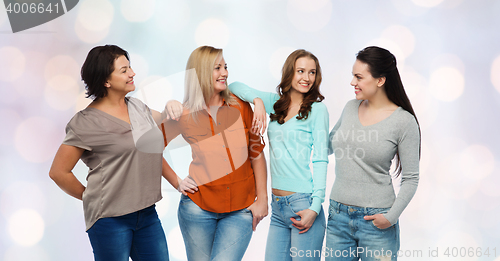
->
[[328, 115, 343, 155], [228, 82, 278, 114], [162, 158, 198, 195], [162, 157, 180, 189], [364, 116, 420, 228], [291, 102, 329, 233], [238, 96, 268, 230], [229, 82, 279, 134], [49, 144, 86, 200], [247, 152, 268, 231], [381, 117, 420, 225], [151, 100, 184, 125], [160, 119, 198, 195], [290, 102, 329, 233], [328, 102, 349, 155], [309, 102, 330, 214], [251, 98, 267, 135]]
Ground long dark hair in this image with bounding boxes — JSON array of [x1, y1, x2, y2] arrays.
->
[[270, 49, 324, 124], [356, 46, 421, 176]]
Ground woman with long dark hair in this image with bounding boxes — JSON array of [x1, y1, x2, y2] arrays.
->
[[326, 46, 420, 260], [229, 49, 329, 260]]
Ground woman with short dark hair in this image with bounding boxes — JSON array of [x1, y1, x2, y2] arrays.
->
[[49, 45, 170, 261]]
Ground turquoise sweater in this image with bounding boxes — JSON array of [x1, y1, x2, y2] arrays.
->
[[229, 82, 329, 214]]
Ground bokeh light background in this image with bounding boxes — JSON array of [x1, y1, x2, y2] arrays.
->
[[1, 0, 500, 260]]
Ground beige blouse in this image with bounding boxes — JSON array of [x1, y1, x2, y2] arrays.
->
[[63, 97, 164, 230]]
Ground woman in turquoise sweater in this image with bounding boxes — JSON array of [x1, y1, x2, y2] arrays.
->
[[229, 49, 329, 261]]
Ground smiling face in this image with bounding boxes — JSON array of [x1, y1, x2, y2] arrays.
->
[[290, 57, 316, 95], [212, 56, 228, 93], [105, 55, 136, 94], [350, 59, 384, 100]]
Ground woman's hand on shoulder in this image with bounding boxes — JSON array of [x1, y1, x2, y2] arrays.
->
[[165, 100, 184, 121], [290, 208, 318, 234], [251, 98, 267, 135]]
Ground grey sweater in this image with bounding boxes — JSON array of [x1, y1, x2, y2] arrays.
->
[[328, 99, 420, 225]]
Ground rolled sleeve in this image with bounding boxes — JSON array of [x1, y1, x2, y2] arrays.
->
[[63, 127, 92, 151]]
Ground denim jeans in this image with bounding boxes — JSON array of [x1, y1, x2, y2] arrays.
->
[[177, 195, 253, 261], [265, 193, 326, 261], [86, 204, 169, 261], [325, 200, 400, 261]]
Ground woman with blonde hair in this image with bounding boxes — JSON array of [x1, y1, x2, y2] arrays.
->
[[161, 46, 268, 261], [229, 49, 329, 260]]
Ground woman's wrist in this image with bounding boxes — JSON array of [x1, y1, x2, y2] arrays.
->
[[253, 97, 263, 105], [256, 194, 268, 202], [176, 176, 183, 192]]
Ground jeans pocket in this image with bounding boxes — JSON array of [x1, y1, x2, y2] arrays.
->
[[242, 208, 253, 219], [288, 196, 312, 214], [369, 220, 394, 231], [179, 194, 193, 205], [367, 207, 390, 216], [366, 207, 393, 230], [242, 208, 252, 213], [327, 204, 336, 221]]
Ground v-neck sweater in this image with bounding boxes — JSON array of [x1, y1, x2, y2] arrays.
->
[[229, 82, 329, 214], [329, 99, 420, 225]]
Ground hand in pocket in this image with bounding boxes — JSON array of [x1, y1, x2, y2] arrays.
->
[[364, 214, 391, 229], [290, 209, 318, 234]]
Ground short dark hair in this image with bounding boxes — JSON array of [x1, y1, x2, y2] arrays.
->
[[81, 45, 129, 100]]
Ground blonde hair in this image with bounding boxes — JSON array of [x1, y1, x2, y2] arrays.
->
[[183, 46, 236, 115]]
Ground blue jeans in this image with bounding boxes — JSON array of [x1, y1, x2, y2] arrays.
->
[[265, 193, 326, 261], [86, 204, 169, 261], [177, 195, 253, 261], [325, 200, 400, 261]]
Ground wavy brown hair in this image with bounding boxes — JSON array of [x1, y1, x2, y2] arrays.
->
[[270, 49, 324, 124]]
